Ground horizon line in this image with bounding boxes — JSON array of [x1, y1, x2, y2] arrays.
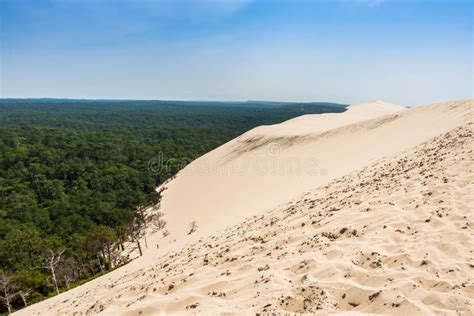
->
[[0, 97, 349, 105]]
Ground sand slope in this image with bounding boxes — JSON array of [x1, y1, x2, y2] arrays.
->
[[156, 100, 469, 244], [101, 119, 473, 315], [15, 99, 473, 315]]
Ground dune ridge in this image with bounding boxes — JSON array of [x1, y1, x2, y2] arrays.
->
[[14, 99, 473, 315]]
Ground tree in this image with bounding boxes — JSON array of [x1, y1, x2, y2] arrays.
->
[[56, 257, 79, 290], [13, 270, 44, 308], [150, 211, 167, 232], [18, 288, 32, 308], [127, 206, 147, 257], [0, 270, 17, 315], [44, 247, 66, 295], [86, 226, 118, 268], [127, 204, 159, 256]]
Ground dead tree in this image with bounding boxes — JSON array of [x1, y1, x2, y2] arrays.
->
[[153, 211, 167, 231], [128, 205, 167, 256], [45, 248, 66, 295], [128, 208, 146, 256], [57, 257, 78, 290], [0, 271, 17, 315], [18, 288, 32, 307], [63, 275, 73, 290]]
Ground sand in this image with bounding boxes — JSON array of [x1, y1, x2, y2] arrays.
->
[[152, 99, 469, 246], [15, 99, 473, 315]]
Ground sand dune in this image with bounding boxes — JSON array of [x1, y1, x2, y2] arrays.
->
[[15, 99, 473, 315], [154, 100, 470, 245]]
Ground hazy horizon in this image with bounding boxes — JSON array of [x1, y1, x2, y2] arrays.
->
[[1, 0, 472, 106]]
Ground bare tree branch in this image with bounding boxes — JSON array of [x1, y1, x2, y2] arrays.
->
[[0, 270, 18, 315]]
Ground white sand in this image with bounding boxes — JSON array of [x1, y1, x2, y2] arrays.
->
[[15, 99, 473, 315], [153, 100, 406, 243]]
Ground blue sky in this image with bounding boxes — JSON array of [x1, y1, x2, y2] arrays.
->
[[0, 0, 472, 105]]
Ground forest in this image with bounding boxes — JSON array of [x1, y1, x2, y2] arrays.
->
[[0, 99, 346, 313]]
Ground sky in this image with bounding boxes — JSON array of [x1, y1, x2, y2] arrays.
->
[[0, 0, 472, 106]]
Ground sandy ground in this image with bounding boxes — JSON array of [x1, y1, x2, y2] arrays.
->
[[15, 99, 473, 315]]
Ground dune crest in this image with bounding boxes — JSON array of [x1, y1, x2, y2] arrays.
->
[[243, 100, 406, 138], [15, 99, 473, 315]]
